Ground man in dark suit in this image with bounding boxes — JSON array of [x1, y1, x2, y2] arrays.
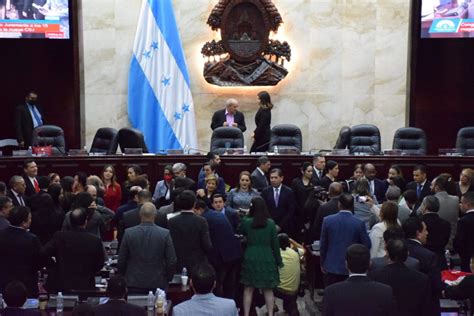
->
[[454, 191, 474, 272], [93, 275, 146, 316], [7, 175, 27, 207], [197, 199, 241, 300], [0, 206, 46, 297], [312, 182, 343, 241], [168, 190, 212, 272], [26, 175, 50, 212], [403, 217, 441, 314], [15, 91, 46, 148], [420, 195, 451, 270], [251, 156, 271, 192], [172, 162, 196, 191], [323, 244, 396, 315], [43, 207, 105, 292], [369, 239, 432, 316], [406, 164, 431, 212], [364, 163, 388, 203], [311, 153, 326, 185], [320, 194, 371, 286], [261, 168, 296, 237], [118, 202, 177, 291], [22, 159, 39, 198], [211, 194, 239, 233], [1, 281, 41, 316], [210, 98, 246, 132], [0, 196, 13, 230]]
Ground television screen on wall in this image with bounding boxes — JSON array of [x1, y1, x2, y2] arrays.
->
[[0, 0, 70, 39], [421, 0, 474, 38]]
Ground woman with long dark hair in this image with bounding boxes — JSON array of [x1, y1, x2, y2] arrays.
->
[[240, 196, 282, 316], [291, 161, 316, 241], [250, 91, 273, 153], [319, 160, 339, 190]]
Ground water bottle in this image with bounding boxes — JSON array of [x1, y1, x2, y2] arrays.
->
[[445, 249, 451, 270], [83, 145, 88, 155], [27, 146, 33, 156], [0, 292, 4, 309], [56, 292, 64, 313], [182, 267, 187, 277], [274, 145, 279, 154], [147, 291, 155, 312]]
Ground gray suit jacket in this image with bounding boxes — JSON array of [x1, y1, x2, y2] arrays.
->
[[118, 222, 177, 290], [435, 191, 459, 250]]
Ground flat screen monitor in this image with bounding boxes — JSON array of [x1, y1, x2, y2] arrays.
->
[[421, 0, 474, 38], [0, 0, 70, 39]]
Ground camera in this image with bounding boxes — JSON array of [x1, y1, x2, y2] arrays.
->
[[356, 195, 367, 203], [313, 186, 328, 201]]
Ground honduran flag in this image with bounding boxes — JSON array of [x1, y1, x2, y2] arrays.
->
[[128, 0, 197, 153]]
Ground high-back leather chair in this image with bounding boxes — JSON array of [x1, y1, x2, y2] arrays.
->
[[118, 127, 149, 153], [334, 126, 351, 149], [90, 128, 119, 155], [456, 127, 474, 155], [268, 124, 302, 153], [349, 124, 381, 154], [392, 127, 427, 154], [32, 125, 66, 156], [210, 127, 244, 154]]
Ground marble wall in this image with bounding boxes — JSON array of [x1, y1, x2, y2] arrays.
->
[[80, 0, 411, 152]]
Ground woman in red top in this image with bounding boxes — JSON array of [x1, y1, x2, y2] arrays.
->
[[101, 165, 122, 241]]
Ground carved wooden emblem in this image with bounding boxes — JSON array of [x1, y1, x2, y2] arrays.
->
[[202, 0, 291, 86]]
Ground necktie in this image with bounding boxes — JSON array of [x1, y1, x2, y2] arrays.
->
[[18, 194, 25, 206], [274, 188, 280, 207], [34, 178, 40, 193], [370, 181, 375, 195], [30, 105, 43, 127], [417, 184, 422, 198]]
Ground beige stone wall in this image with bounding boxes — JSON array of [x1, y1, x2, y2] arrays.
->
[[80, 0, 411, 152]]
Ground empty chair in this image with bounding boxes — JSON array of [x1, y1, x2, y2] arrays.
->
[[268, 124, 302, 153], [349, 124, 381, 155], [118, 127, 148, 153], [334, 126, 351, 149], [210, 127, 244, 154], [456, 127, 474, 155], [392, 127, 427, 154], [90, 127, 118, 155], [32, 125, 66, 155]]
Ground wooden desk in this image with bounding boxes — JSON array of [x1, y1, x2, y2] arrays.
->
[[0, 154, 473, 188]]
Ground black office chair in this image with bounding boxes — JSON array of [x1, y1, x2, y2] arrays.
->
[[268, 124, 302, 153], [349, 124, 381, 155], [210, 127, 244, 154], [334, 126, 351, 149], [456, 127, 474, 155], [118, 127, 149, 153], [90, 127, 118, 155], [392, 127, 427, 154], [32, 125, 66, 156]]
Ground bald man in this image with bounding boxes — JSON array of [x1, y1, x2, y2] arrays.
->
[[210, 98, 247, 132], [118, 202, 177, 290]]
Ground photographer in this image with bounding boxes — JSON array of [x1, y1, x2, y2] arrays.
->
[[353, 178, 380, 231], [310, 182, 343, 241]]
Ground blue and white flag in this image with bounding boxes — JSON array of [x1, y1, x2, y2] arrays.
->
[[128, 0, 197, 153]]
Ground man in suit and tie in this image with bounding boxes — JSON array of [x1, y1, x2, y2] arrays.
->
[[168, 190, 212, 272], [369, 238, 432, 316], [322, 244, 395, 315], [43, 207, 105, 292], [261, 168, 296, 236], [364, 163, 388, 203], [251, 156, 271, 192], [211, 194, 239, 233], [93, 275, 146, 316], [420, 195, 451, 270], [210, 98, 246, 132], [196, 199, 241, 300], [0, 196, 13, 230], [431, 174, 459, 250], [406, 164, 431, 212], [311, 153, 326, 185], [320, 193, 371, 286], [454, 191, 474, 272], [7, 175, 27, 207], [311, 182, 343, 241], [172, 162, 196, 191], [0, 206, 46, 297], [118, 202, 177, 291], [22, 159, 39, 198], [15, 91, 46, 149], [403, 217, 441, 314]]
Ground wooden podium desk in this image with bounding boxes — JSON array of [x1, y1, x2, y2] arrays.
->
[[0, 154, 473, 187]]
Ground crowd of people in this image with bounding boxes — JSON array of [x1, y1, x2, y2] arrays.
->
[[0, 153, 473, 315]]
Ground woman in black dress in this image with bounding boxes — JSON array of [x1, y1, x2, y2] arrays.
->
[[250, 91, 273, 153], [320, 160, 340, 190], [291, 162, 316, 241]]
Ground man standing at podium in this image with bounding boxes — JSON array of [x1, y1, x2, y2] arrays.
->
[[210, 98, 246, 132], [15, 91, 46, 149]]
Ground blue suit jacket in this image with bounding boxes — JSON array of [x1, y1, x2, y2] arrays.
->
[[320, 211, 371, 275], [202, 210, 241, 265]]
